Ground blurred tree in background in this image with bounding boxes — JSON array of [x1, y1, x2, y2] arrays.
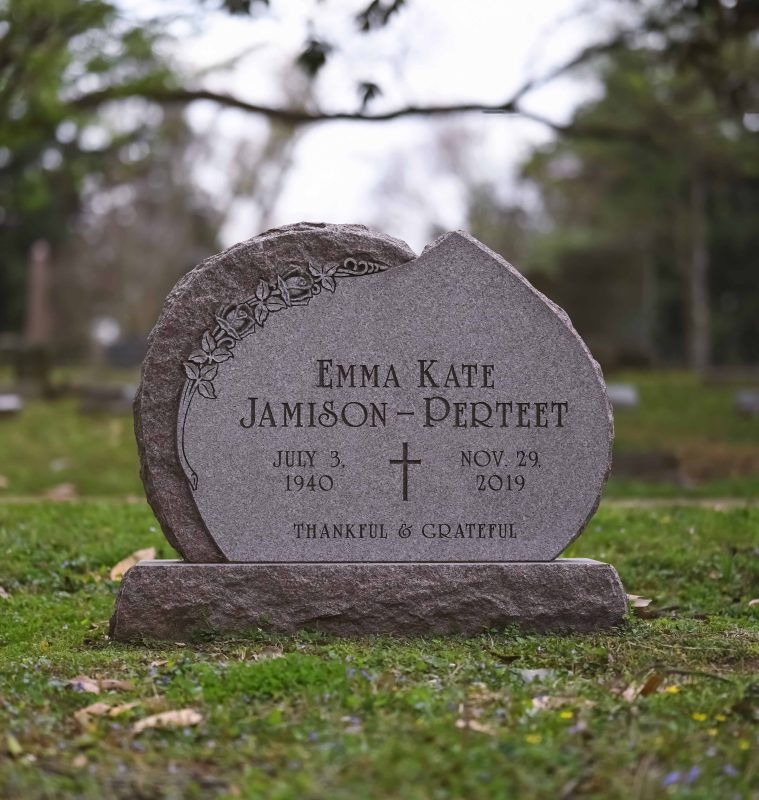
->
[[0, 0, 218, 352], [1, 0, 757, 368], [55, 111, 220, 357], [473, 0, 759, 369]]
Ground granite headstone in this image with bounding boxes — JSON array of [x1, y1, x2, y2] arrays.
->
[[111, 222, 626, 640]]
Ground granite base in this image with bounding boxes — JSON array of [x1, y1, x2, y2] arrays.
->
[[109, 559, 627, 641]]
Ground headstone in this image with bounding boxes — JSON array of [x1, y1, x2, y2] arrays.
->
[[24, 240, 54, 348], [111, 223, 626, 640], [106, 335, 148, 369], [735, 389, 759, 418], [607, 383, 639, 411], [78, 384, 137, 415], [0, 393, 23, 416], [20, 240, 54, 396], [611, 451, 683, 485]]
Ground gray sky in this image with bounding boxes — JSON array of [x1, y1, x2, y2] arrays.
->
[[124, 0, 613, 251]]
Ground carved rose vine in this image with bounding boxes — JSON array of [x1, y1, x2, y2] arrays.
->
[[177, 258, 388, 489]]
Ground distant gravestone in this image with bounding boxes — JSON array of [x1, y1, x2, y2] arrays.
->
[[78, 384, 137, 415], [0, 393, 23, 416], [607, 383, 639, 411], [106, 336, 148, 369], [735, 389, 759, 418], [111, 223, 626, 640], [20, 240, 54, 396]]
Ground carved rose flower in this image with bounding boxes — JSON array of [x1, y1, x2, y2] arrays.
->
[[215, 303, 254, 340], [279, 270, 315, 306]]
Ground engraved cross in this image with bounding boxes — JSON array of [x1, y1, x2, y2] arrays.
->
[[389, 442, 422, 501]]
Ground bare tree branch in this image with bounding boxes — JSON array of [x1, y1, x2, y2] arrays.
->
[[69, 33, 658, 144], [71, 85, 524, 123], [72, 85, 659, 145]]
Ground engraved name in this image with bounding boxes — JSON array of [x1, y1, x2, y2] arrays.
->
[[239, 358, 569, 430]]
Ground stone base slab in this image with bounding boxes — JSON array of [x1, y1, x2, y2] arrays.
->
[[109, 559, 627, 641]]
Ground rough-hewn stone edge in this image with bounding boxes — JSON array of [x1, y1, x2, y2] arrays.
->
[[109, 560, 628, 641], [422, 231, 615, 556], [135, 223, 416, 563]]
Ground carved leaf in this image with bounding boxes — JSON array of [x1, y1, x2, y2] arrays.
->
[[215, 314, 242, 340], [184, 363, 200, 380], [254, 304, 269, 325], [210, 347, 232, 363], [255, 282, 270, 301], [321, 275, 336, 293], [188, 351, 208, 364], [277, 276, 291, 306], [266, 296, 287, 312], [325, 264, 337, 277], [199, 364, 218, 381], [202, 331, 216, 353], [308, 263, 321, 277], [197, 380, 216, 399]]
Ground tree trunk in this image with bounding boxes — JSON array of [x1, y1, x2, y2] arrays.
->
[[685, 170, 711, 372]]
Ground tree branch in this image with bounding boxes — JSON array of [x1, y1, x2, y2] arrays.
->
[[69, 33, 657, 144], [73, 85, 527, 124], [72, 85, 659, 145]]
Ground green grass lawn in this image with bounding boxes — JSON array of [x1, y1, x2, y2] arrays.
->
[[608, 371, 759, 499], [0, 372, 757, 798], [0, 502, 757, 798]]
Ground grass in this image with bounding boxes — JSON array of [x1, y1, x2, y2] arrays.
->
[[0, 372, 757, 797], [0, 399, 143, 498], [0, 502, 757, 799], [607, 371, 759, 498]]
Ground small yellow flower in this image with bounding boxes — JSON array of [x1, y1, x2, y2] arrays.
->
[[664, 686, 680, 694], [708, 728, 718, 737], [715, 714, 726, 722], [559, 710, 574, 720], [692, 712, 707, 722], [738, 740, 750, 751], [525, 734, 542, 745]]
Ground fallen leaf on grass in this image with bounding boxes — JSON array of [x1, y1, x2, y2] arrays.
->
[[467, 682, 505, 705], [748, 599, 759, 608], [44, 482, 78, 501], [0, 587, 10, 600], [514, 668, 556, 684], [621, 682, 640, 703], [74, 701, 139, 727], [99, 678, 134, 691], [455, 718, 496, 735], [639, 672, 665, 697], [6, 734, 22, 758], [627, 594, 653, 616], [531, 695, 594, 711], [618, 671, 665, 702], [253, 646, 284, 661], [68, 675, 101, 694], [132, 708, 203, 734], [109, 547, 156, 580], [73, 701, 111, 725], [67, 675, 135, 694]]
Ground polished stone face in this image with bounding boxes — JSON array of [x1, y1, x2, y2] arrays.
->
[[177, 231, 613, 562]]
